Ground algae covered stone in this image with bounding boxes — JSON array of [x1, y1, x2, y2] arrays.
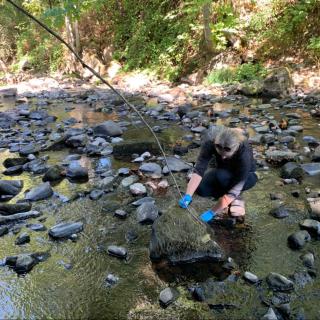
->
[[149, 206, 225, 264]]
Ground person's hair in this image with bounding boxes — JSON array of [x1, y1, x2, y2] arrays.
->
[[215, 127, 246, 151]]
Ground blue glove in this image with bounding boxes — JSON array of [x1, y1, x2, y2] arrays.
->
[[179, 194, 192, 209], [200, 210, 216, 223]]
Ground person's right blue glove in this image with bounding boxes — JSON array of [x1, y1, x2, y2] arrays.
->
[[200, 210, 216, 223], [179, 194, 192, 209]]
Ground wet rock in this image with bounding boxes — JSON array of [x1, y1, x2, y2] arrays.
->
[[0, 180, 23, 197], [23, 159, 48, 175], [95, 158, 112, 174], [3, 157, 28, 168], [139, 162, 162, 178], [93, 121, 123, 137], [66, 162, 89, 181], [159, 287, 179, 307], [261, 307, 278, 320], [287, 230, 311, 249], [113, 140, 161, 160], [291, 190, 300, 197], [19, 143, 40, 156], [15, 232, 30, 245], [121, 175, 139, 188], [89, 189, 104, 200], [107, 245, 127, 259], [149, 207, 225, 264], [131, 197, 155, 206], [25, 182, 53, 201], [244, 271, 259, 283], [249, 134, 263, 145], [97, 176, 115, 189], [49, 222, 84, 239], [261, 134, 275, 144], [129, 183, 147, 196], [14, 254, 36, 274], [43, 165, 65, 182], [105, 273, 119, 287], [280, 162, 304, 181], [26, 223, 46, 231], [301, 163, 320, 176], [136, 202, 159, 224], [265, 150, 298, 164], [254, 126, 270, 134], [3, 165, 23, 175], [162, 156, 192, 173], [276, 303, 291, 318], [269, 206, 291, 219], [117, 168, 130, 176], [301, 252, 315, 268], [308, 197, 320, 220], [65, 134, 87, 148], [266, 272, 294, 291], [0, 211, 41, 224], [0, 202, 32, 215], [279, 135, 295, 144], [288, 125, 303, 133], [29, 110, 49, 120], [0, 226, 9, 237], [114, 209, 127, 219], [299, 219, 320, 236], [270, 193, 284, 201], [237, 80, 264, 96], [290, 271, 313, 288]]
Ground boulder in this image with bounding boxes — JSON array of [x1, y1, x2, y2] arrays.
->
[[25, 182, 53, 201], [262, 67, 293, 98], [149, 207, 225, 264], [93, 121, 123, 137], [49, 222, 83, 239], [237, 80, 264, 96]]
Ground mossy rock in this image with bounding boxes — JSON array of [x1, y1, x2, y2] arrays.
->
[[149, 206, 225, 264]]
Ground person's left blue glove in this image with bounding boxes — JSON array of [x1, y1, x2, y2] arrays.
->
[[200, 210, 216, 223], [179, 194, 192, 209]]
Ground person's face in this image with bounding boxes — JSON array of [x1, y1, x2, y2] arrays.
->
[[215, 143, 238, 159]]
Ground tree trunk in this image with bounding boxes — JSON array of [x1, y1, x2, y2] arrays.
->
[[202, 2, 214, 55], [65, 16, 79, 72]]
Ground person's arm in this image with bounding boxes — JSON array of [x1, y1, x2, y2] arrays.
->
[[186, 173, 202, 197]]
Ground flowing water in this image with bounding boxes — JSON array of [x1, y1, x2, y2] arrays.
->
[[0, 93, 319, 319]]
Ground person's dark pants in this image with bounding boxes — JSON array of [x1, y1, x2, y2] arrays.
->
[[196, 168, 257, 198]]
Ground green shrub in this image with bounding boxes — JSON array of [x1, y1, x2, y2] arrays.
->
[[205, 63, 267, 85]]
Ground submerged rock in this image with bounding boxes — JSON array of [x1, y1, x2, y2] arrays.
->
[[25, 182, 53, 201], [49, 222, 84, 239], [136, 202, 159, 224], [287, 230, 311, 249], [93, 121, 123, 137], [266, 273, 294, 291], [149, 207, 225, 264], [107, 245, 127, 259], [43, 165, 65, 182], [66, 162, 89, 181], [0, 180, 23, 197], [0, 202, 32, 215], [280, 162, 304, 181], [15, 232, 30, 245]]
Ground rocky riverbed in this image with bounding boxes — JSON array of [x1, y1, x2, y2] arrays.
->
[[0, 77, 319, 319]]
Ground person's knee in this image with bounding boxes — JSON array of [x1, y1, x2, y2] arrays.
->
[[195, 184, 211, 197], [215, 169, 232, 187]]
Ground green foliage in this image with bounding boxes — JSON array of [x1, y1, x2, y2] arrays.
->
[[205, 63, 267, 85], [210, 2, 239, 51]]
